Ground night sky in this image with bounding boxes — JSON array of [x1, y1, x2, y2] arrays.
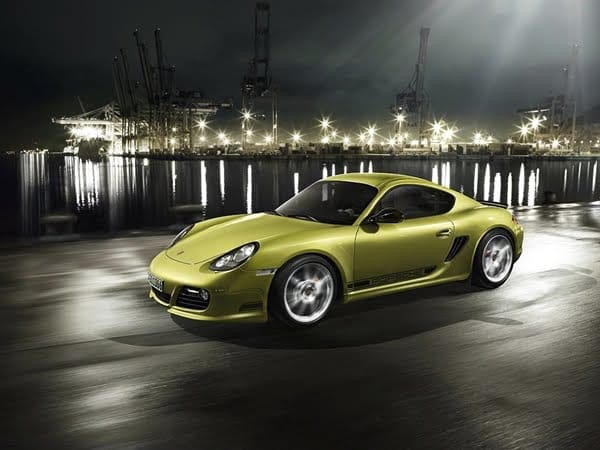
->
[[2, 0, 599, 148]]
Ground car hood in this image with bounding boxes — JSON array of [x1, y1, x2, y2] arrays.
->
[[165, 213, 332, 264]]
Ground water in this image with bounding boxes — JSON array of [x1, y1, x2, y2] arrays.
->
[[8, 154, 600, 237]]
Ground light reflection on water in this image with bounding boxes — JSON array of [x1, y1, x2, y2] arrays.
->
[[69, 157, 101, 209], [493, 172, 501, 203], [473, 162, 479, 198], [528, 170, 536, 207], [14, 154, 600, 236], [483, 163, 491, 201], [201, 161, 207, 207], [443, 161, 451, 188], [293, 172, 299, 195], [219, 160, 225, 201], [171, 160, 176, 199], [518, 163, 525, 206], [507, 173, 513, 207], [246, 164, 252, 214]]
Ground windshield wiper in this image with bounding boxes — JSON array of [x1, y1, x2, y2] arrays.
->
[[287, 214, 319, 222]]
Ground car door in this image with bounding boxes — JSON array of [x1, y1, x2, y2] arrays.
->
[[353, 184, 456, 288]]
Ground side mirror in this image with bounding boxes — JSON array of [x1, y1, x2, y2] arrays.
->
[[367, 208, 405, 224]]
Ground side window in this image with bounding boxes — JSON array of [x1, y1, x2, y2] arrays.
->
[[376, 185, 455, 219]]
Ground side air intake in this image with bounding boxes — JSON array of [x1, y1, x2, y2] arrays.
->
[[445, 236, 469, 261]]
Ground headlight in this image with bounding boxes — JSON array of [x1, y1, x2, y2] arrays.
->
[[169, 224, 194, 248], [210, 243, 259, 271]]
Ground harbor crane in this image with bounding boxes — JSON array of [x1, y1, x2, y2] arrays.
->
[[241, 2, 278, 150], [393, 27, 431, 147]]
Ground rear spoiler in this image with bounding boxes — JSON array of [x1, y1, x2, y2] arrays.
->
[[479, 200, 508, 209]]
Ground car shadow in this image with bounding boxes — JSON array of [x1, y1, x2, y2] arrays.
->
[[172, 282, 474, 345], [108, 268, 597, 350]]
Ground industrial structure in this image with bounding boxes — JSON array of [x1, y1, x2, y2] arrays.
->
[[516, 44, 580, 150], [54, 29, 231, 155], [113, 28, 230, 153], [240, 2, 278, 150], [51, 3, 599, 157], [52, 102, 121, 154], [393, 27, 431, 146]]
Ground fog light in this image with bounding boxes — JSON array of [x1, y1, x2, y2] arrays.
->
[[182, 287, 209, 301]]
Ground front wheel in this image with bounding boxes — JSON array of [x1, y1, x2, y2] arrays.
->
[[472, 229, 514, 289], [269, 255, 338, 327]]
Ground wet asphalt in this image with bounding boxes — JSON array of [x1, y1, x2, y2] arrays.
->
[[1, 204, 600, 449]]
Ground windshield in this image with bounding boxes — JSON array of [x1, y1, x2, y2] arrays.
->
[[275, 180, 378, 225]]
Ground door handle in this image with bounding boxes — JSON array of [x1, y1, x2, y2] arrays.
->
[[436, 229, 452, 237]]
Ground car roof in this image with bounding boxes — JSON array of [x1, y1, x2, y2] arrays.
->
[[326, 172, 427, 189]]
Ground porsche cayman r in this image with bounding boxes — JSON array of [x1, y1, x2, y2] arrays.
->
[[148, 173, 524, 327]]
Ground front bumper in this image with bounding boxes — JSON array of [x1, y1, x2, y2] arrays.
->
[[148, 250, 272, 323]]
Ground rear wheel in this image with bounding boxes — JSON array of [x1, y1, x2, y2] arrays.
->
[[269, 255, 338, 327], [472, 229, 514, 289]]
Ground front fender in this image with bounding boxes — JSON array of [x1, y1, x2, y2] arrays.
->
[[241, 225, 358, 295]]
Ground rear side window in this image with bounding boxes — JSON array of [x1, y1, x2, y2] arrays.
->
[[375, 185, 455, 219]]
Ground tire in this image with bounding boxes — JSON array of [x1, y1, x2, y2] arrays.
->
[[472, 229, 515, 289], [268, 255, 338, 327]]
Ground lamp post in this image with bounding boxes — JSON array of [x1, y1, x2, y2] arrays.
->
[[395, 113, 405, 150], [241, 110, 252, 152], [318, 116, 331, 139], [217, 131, 229, 153], [246, 128, 254, 146], [291, 131, 302, 150], [366, 124, 377, 152], [342, 135, 350, 150], [430, 120, 445, 152], [196, 118, 207, 148], [519, 124, 530, 144], [529, 115, 544, 151], [264, 133, 273, 150]]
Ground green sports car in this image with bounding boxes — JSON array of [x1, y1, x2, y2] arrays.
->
[[148, 172, 524, 327]]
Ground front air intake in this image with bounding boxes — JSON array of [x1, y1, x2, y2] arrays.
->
[[152, 287, 171, 304], [176, 286, 210, 310]]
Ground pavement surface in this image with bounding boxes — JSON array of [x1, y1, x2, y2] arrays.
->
[[2, 204, 600, 449]]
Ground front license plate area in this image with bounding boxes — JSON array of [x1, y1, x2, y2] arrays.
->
[[148, 273, 164, 292]]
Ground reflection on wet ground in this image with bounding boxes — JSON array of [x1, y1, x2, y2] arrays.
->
[[2, 204, 600, 447]]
